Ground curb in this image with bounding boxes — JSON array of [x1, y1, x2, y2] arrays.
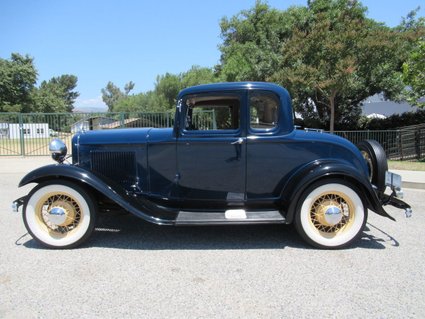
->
[[403, 181, 425, 190]]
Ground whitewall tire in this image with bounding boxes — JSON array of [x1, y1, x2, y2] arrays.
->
[[23, 181, 96, 249], [295, 180, 367, 249]]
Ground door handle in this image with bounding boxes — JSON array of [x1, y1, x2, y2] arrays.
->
[[231, 138, 244, 145]]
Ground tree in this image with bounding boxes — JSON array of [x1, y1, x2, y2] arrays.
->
[[403, 40, 425, 107], [0, 53, 37, 112], [219, 0, 425, 131], [33, 75, 79, 112], [101, 81, 135, 112], [114, 91, 167, 113], [0, 53, 81, 113], [274, 0, 377, 132], [275, 0, 420, 131], [111, 66, 218, 112], [219, 1, 286, 82], [181, 65, 218, 88], [154, 73, 182, 109]]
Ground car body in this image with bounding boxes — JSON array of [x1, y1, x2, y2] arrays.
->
[[13, 82, 412, 249]]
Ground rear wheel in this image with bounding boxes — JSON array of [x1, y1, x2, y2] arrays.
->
[[295, 180, 367, 249], [23, 180, 96, 249]]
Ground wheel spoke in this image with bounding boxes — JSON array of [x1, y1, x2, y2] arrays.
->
[[310, 192, 354, 235], [38, 193, 82, 235]]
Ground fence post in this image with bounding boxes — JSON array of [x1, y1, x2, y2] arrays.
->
[[398, 130, 403, 161], [120, 113, 125, 128], [19, 113, 25, 156], [212, 110, 217, 130], [166, 112, 170, 127], [415, 129, 421, 160]]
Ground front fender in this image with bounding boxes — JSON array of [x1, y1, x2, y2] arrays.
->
[[19, 164, 178, 225], [282, 160, 395, 223]]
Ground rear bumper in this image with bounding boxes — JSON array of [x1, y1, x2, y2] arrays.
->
[[382, 171, 412, 218]]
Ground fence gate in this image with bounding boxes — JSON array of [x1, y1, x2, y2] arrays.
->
[[0, 111, 175, 156]]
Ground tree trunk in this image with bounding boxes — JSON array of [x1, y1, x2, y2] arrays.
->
[[329, 97, 335, 133], [329, 91, 336, 133]]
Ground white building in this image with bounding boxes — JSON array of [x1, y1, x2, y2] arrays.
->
[[0, 123, 50, 139]]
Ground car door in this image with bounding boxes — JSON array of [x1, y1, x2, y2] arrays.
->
[[176, 91, 247, 208], [246, 90, 287, 202]]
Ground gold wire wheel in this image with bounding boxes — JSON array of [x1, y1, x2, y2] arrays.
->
[[309, 191, 355, 237], [35, 193, 82, 236]]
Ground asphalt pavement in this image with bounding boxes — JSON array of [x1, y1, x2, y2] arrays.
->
[[1, 157, 424, 318]]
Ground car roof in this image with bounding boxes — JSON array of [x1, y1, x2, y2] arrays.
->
[[177, 82, 290, 99]]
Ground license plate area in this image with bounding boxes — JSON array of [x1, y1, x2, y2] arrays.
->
[[385, 171, 402, 191]]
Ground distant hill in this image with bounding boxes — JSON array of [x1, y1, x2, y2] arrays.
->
[[73, 106, 108, 113]]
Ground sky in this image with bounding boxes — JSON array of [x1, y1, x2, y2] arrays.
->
[[1, 0, 424, 111]]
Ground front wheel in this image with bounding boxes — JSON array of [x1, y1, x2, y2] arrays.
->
[[23, 180, 97, 249], [294, 180, 367, 249]]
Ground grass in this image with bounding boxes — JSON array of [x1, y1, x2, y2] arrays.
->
[[0, 134, 72, 156], [388, 160, 425, 171]]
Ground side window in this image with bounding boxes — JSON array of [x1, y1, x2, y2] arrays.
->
[[250, 91, 279, 131], [184, 96, 240, 131]]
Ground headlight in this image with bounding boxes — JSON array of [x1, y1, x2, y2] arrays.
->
[[49, 138, 67, 163]]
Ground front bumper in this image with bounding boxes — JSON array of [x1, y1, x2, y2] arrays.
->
[[12, 196, 26, 213]]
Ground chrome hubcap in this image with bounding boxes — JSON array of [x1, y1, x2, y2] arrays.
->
[[46, 199, 78, 227], [324, 206, 342, 225], [48, 207, 67, 225]]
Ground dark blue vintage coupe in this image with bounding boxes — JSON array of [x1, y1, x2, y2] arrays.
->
[[13, 82, 411, 249]]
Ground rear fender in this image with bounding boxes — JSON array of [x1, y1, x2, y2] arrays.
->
[[281, 160, 395, 223], [19, 164, 178, 224]]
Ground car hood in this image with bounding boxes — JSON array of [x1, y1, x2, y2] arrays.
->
[[74, 127, 153, 146]]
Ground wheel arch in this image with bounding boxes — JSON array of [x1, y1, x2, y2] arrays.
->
[[281, 160, 395, 223], [19, 164, 177, 224]]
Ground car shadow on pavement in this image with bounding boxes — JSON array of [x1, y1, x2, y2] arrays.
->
[[89, 213, 305, 250], [19, 213, 398, 250], [357, 223, 400, 249]]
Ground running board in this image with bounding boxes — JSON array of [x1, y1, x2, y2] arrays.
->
[[175, 209, 285, 225]]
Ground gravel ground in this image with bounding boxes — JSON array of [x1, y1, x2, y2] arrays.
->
[[1, 165, 424, 318]]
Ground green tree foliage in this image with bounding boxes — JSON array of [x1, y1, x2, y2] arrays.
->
[[0, 53, 37, 112], [114, 91, 167, 113], [181, 65, 218, 88], [154, 73, 182, 108], [403, 40, 425, 107], [101, 81, 135, 112], [33, 75, 79, 112], [111, 66, 218, 112], [0, 53, 80, 113], [219, 0, 424, 131], [219, 1, 286, 82]]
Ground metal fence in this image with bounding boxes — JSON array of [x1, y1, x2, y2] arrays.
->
[[0, 111, 174, 156], [333, 123, 425, 161], [1, 112, 424, 160]]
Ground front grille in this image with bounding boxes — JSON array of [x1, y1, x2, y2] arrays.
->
[[90, 151, 136, 188]]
